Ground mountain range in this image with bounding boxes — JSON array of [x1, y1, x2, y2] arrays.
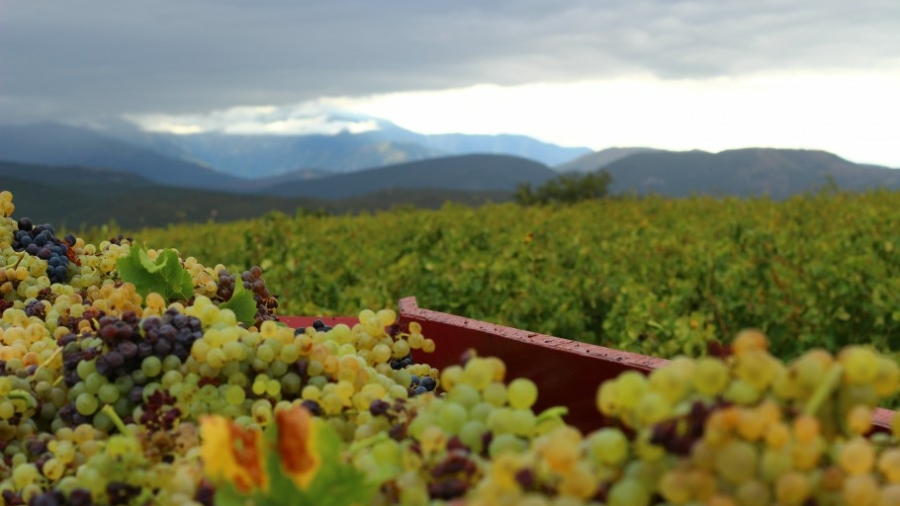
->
[[68, 117, 593, 178], [1, 119, 900, 228], [593, 148, 900, 199]]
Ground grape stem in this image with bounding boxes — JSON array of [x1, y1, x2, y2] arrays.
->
[[34, 348, 63, 378], [9, 390, 36, 409], [348, 432, 389, 454], [804, 364, 843, 417], [102, 404, 131, 435], [535, 406, 569, 425]]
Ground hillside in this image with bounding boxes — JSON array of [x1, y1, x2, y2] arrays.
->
[[600, 148, 900, 198], [556, 147, 660, 172], [0, 123, 247, 191], [0, 161, 512, 229], [255, 154, 557, 199]]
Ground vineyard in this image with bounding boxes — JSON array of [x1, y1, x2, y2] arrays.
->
[[100, 189, 900, 361], [4, 187, 900, 505]]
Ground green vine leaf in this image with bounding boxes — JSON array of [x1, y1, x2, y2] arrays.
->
[[116, 246, 194, 303], [220, 284, 257, 327]]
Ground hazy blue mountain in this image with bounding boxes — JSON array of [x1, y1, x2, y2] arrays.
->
[[600, 148, 900, 198], [557, 147, 661, 172], [255, 154, 557, 199], [87, 115, 591, 178], [155, 131, 447, 179], [0, 123, 246, 191]]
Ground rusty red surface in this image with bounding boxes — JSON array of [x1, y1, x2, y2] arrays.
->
[[280, 299, 895, 434], [397, 296, 669, 433]]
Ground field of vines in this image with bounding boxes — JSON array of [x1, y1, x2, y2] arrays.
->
[[96, 190, 900, 361]]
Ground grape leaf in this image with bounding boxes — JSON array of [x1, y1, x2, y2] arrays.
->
[[220, 284, 257, 327], [116, 245, 194, 303]]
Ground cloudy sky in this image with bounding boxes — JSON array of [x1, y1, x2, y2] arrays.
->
[[2, 0, 899, 166]]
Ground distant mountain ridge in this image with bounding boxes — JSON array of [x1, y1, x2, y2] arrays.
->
[[70, 118, 592, 179], [2, 119, 899, 204], [254, 154, 557, 199], [0, 123, 247, 191], [0, 161, 512, 229], [598, 148, 900, 198], [556, 147, 661, 172]]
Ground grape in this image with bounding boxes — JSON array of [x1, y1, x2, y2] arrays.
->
[[487, 432, 526, 458], [507, 378, 538, 410], [844, 473, 879, 506], [438, 402, 468, 434], [607, 479, 650, 506], [482, 382, 507, 407], [692, 357, 729, 397], [74, 393, 99, 416], [878, 448, 900, 483], [842, 346, 880, 385], [840, 437, 876, 475]]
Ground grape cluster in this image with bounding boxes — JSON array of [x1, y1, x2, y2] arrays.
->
[[240, 265, 278, 328], [11, 218, 73, 284]]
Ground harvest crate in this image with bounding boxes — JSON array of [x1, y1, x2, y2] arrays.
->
[[281, 296, 895, 434]]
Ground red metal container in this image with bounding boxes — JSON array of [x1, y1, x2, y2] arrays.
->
[[281, 296, 895, 434]]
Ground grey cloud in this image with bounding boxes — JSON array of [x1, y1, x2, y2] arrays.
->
[[1, 0, 898, 122]]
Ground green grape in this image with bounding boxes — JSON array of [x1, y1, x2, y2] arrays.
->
[[281, 372, 302, 395], [115, 375, 135, 395], [12, 463, 38, 490], [257, 344, 275, 363], [470, 401, 494, 423], [459, 420, 488, 454], [607, 479, 650, 506], [266, 379, 281, 397], [447, 383, 480, 409], [206, 348, 227, 368], [76, 359, 96, 381], [225, 385, 246, 406], [692, 357, 730, 397], [84, 372, 107, 395], [270, 360, 289, 378], [507, 378, 538, 409], [615, 371, 647, 410], [589, 428, 629, 467], [438, 402, 468, 434], [488, 433, 526, 457], [97, 383, 120, 404], [482, 382, 508, 407], [75, 393, 99, 416], [251, 380, 267, 396], [486, 407, 516, 435], [0, 400, 15, 420], [715, 440, 758, 485], [510, 409, 536, 437], [42, 458, 65, 481]]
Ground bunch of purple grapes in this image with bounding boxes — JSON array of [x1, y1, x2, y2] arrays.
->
[[11, 217, 74, 283], [216, 266, 278, 327]]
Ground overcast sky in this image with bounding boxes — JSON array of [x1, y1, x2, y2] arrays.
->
[[2, 0, 899, 166]]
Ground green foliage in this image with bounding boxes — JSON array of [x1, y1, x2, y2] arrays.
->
[[115, 246, 193, 302], [109, 190, 900, 361], [219, 284, 258, 327], [515, 170, 612, 205]]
